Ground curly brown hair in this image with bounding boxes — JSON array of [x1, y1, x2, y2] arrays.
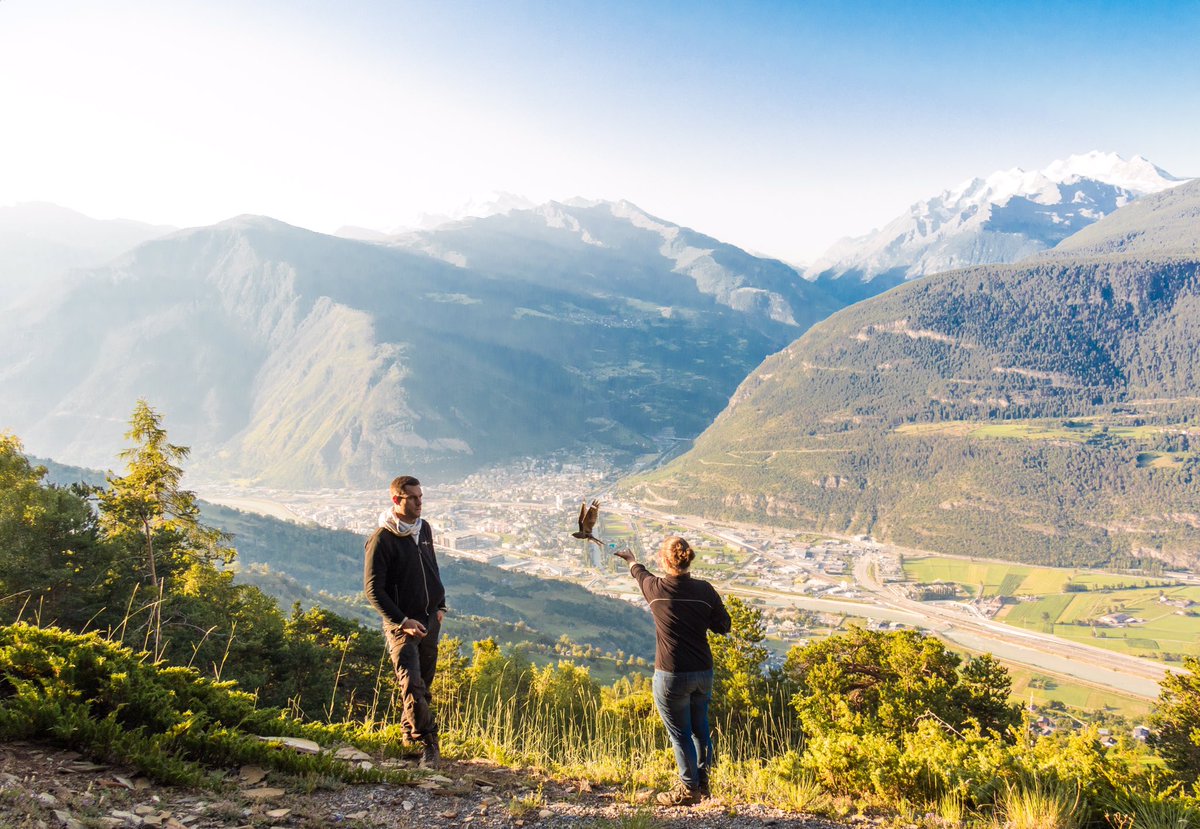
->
[[658, 536, 694, 575]]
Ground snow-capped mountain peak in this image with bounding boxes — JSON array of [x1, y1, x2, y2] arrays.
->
[[807, 152, 1188, 287], [1043, 151, 1180, 193]]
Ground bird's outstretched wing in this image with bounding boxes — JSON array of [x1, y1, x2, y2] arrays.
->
[[571, 498, 601, 541]]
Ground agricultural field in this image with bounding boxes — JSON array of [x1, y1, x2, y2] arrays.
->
[[1005, 664, 1152, 719], [894, 417, 1173, 445], [1000, 584, 1200, 660], [1004, 594, 1075, 626], [902, 554, 1199, 661], [893, 419, 1200, 474], [902, 555, 1166, 598]]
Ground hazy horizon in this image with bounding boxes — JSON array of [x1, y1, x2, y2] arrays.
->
[[2, 0, 1198, 263]]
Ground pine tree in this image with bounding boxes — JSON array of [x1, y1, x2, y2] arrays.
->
[[99, 400, 230, 582], [97, 400, 232, 654], [709, 596, 770, 725]]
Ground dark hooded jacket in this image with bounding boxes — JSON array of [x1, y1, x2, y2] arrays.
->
[[363, 518, 447, 628]]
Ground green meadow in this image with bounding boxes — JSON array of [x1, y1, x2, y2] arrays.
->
[[1001, 585, 1200, 660], [1005, 664, 1152, 719], [903, 553, 1199, 661], [902, 555, 1164, 598]]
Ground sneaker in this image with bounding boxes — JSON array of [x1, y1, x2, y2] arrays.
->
[[418, 738, 441, 769], [656, 782, 700, 807], [698, 778, 712, 799]]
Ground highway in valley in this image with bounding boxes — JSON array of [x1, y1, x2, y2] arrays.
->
[[852, 553, 1171, 699]]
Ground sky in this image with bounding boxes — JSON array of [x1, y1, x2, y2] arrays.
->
[[1, 0, 1198, 264]]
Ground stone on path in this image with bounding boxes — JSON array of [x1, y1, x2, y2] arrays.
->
[[256, 736, 322, 754], [238, 765, 268, 785], [243, 787, 286, 800], [334, 747, 372, 761]]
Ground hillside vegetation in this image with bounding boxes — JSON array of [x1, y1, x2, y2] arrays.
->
[[631, 182, 1200, 567], [5, 404, 1200, 825]]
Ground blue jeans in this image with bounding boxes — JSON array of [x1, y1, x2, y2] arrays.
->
[[652, 669, 713, 790]]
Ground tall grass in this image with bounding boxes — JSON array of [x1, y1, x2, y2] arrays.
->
[[997, 780, 1084, 829], [1103, 789, 1200, 829], [419, 669, 813, 810], [438, 681, 669, 781]]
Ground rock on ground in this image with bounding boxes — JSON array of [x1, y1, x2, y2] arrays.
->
[[0, 741, 850, 828]]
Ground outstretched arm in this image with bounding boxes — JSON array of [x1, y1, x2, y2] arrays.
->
[[709, 589, 732, 635]]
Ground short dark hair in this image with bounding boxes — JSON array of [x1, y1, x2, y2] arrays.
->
[[390, 476, 421, 498]]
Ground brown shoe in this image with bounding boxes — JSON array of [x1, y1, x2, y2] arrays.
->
[[656, 782, 700, 807]]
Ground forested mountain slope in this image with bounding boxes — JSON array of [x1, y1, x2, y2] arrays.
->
[[628, 183, 1200, 566]]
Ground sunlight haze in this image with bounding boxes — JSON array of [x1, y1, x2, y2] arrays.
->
[[2, 0, 1197, 262]]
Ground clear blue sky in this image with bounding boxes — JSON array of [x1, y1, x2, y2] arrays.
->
[[1, 0, 1196, 261]]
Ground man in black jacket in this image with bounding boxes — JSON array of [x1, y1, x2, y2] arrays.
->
[[364, 475, 447, 767]]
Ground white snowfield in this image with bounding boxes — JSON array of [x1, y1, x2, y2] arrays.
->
[[807, 151, 1190, 282]]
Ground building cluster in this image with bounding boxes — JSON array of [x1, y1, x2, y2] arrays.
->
[[1030, 714, 1151, 745]]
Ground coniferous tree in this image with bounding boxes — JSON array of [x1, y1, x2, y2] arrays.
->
[[710, 596, 770, 726], [0, 434, 111, 626], [1148, 656, 1200, 783], [98, 400, 231, 587]]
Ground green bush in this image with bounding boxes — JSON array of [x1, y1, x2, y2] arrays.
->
[[0, 622, 406, 787]]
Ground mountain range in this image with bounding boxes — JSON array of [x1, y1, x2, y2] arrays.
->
[[805, 152, 1187, 302], [0, 202, 172, 310], [0, 200, 840, 486], [630, 179, 1200, 567], [4, 148, 1193, 529]]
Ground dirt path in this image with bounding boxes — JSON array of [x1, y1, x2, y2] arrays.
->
[[0, 742, 855, 829]]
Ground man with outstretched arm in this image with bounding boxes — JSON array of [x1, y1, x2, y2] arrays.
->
[[364, 475, 447, 767]]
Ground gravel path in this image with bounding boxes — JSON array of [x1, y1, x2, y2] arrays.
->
[[0, 741, 855, 829]]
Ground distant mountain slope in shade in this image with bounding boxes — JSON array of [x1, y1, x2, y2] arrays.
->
[[391, 198, 840, 330], [1, 205, 841, 486], [806, 152, 1187, 303], [627, 195, 1200, 568], [0, 202, 174, 307]]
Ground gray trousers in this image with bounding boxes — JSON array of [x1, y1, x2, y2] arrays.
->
[[384, 614, 441, 743]]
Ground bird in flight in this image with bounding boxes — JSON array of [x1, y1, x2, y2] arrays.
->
[[572, 499, 603, 546]]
